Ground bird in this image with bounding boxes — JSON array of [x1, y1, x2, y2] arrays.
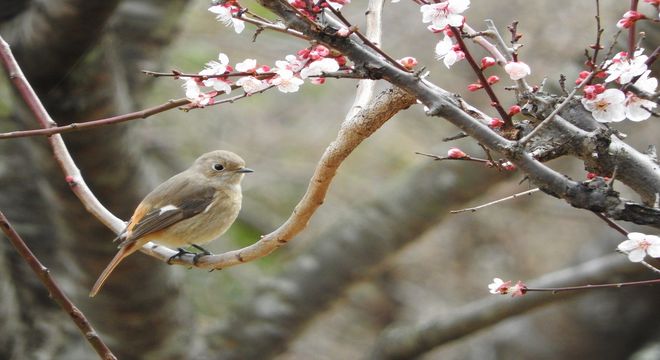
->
[[89, 150, 253, 297]]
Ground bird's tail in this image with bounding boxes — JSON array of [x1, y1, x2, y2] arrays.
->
[[89, 242, 140, 297]]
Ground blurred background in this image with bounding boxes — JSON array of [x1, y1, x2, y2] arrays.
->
[[0, 0, 659, 359]]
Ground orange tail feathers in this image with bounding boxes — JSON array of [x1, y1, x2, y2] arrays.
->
[[89, 242, 141, 297]]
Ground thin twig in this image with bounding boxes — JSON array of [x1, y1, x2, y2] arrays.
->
[[415, 151, 491, 165], [240, 11, 311, 41], [321, 1, 410, 72], [0, 211, 117, 360], [451, 188, 539, 213], [526, 277, 660, 293], [0, 98, 190, 140], [518, 71, 595, 145], [450, 26, 512, 130]]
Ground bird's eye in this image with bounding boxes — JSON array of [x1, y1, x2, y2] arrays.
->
[[212, 163, 224, 171]]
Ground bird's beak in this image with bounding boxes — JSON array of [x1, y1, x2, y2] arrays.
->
[[235, 167, 254, 173]]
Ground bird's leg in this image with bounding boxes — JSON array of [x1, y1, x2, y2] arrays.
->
[[167, 247, 194, 264], [191, 244, 212, 265]]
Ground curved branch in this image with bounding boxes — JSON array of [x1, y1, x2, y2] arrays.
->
[[0, 33, 417, 271]]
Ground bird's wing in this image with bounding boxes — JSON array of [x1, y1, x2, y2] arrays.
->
[[121, 182, 216, 245]]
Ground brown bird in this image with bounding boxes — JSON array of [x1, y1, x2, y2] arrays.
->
[[89, 150, 252, 297]]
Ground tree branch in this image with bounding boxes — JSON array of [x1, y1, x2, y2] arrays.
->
[[370, 254, 642, 359], [0, 211, 116, 360]]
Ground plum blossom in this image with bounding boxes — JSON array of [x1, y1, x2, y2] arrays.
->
[[604, 50, 648, 84], [300, 57, 340, 79], [617, 232, 660, 262], [235, 59, 257, 73], [182, 78, 216, 106], [420, 0, 470, 29], [488, 278, 511, 295], [509, 281, 527, 297], [208, 4, 245, 34], [182, 78, 202, 99], [275, 55, 305, 73], [504, 61, 531, 80], [625, 70, 658, 121], [434, 35, 464, 68], [271, 69, 304, 93], [581, 88, 626, 122], [236, 76, 270, 94], [199, 54, 232, 95]]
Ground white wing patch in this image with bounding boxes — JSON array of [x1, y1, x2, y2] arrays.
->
[[203, 197, 218, 214], [159, 204, 179, 214]]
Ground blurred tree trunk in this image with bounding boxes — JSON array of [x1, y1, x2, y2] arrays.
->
[[0, 1, 194, 358]]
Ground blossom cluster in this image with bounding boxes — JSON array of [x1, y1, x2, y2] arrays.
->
[[488, 278, 527, 297], [581, 49, 657, 123], [182, 45, 345, 106]]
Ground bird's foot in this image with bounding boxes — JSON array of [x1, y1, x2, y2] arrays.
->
[[191, 244, 212, 265], [167, 248, 194, 265]]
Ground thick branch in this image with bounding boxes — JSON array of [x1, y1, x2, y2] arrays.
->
[[257, 0, 660, 228]]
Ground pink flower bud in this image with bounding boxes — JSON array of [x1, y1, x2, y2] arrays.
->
[[487, 75, 500, 85], [481, 57, 496, 69], [467, 83, 483, 92], [489, 118, 504, 128], [398, 56, 418, 70], [508, 105, 521, 116], [501, 161, 516, 171], [447, 147, 467, 159]]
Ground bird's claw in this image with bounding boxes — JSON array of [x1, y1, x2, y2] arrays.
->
[[167, 248, 193, 265]]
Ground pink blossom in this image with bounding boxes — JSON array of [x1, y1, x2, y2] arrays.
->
[[208, 5, 245, 34], [488, 278, 511, 295], [236, 76, 270, 94], [504, 61, 531, 80], [235, 59, 257, 73], [275, 55, 305, 73], [618, 232, 660, 262], [420, 0, 470, 29], [581, 88, 626, 122], [271, 69, 304, 93], [604, 50, 648, 84], [625, 70, 657, 121], [434, 36, 464, 68], [509, 281, 527, 297], [508, 105, 521, 116], [300, 58, 340, 79]]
